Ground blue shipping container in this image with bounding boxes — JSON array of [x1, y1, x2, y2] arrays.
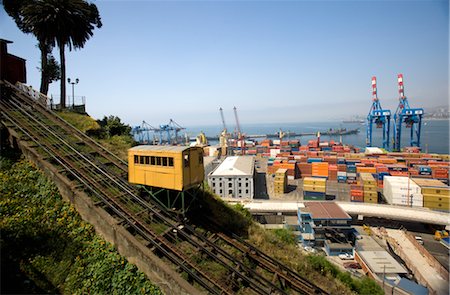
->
[[307, 158, 323, 163]]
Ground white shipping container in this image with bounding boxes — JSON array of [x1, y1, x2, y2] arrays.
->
[[273, 140, 281, 145], [347, 172, 357, 178], [270, 149, 281, 157], [288, 176, 294, 180], [383, 176, 423, 207], [337, 171, 347, 176]]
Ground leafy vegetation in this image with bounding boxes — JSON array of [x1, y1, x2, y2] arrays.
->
[[306, 255, 383, 295], [57, 112, 135, 160], [0, 158, 162, 294]]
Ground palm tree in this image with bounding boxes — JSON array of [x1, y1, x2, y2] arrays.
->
[[21, 0, 102, 108], [3, 0, 53, 95]]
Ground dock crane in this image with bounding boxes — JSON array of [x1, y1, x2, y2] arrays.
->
[[219, 107, 231, 155], [131, 119, 186, 145], [392, 74, 424, 151], [233, 106, 245, 155], [158, 119, 186, 145], [131, 121, 158, 144], [366, 76, 391, 149]]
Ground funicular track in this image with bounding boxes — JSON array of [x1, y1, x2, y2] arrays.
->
[[0, 81, 328, 295]]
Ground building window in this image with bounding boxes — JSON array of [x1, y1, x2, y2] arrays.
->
[[238, 183, 241, 187], [239, 189, 241, 194], [220, 189, 222, 194], [219, 182, 222, 187], [145, 156, 150, 165], [162, 157, 168, 166], [246, 189, 249, 194], [134, 155, 139, 164], [212, 183, 216, 188], [168, 157, 174, 167], [151, 156, 155, 165], [246, 182, 249, 187], [156, 157, 161, 166], [139, 156, 145, 164], [228, 190, 233, 195], [228, 183, 232, 188], [228, 178, 232, 181]]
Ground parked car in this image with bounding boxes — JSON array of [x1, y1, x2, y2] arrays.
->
[[338, 253, 354, 260], [415, 236, 424, 245]]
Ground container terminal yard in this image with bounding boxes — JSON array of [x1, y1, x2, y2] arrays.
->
[[2, 40, 449, 295]]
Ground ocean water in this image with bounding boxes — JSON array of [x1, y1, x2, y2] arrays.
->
[[184, 119, 449, 154]]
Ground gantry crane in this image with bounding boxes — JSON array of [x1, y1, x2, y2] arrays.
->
[[366, 76, 391, 149], [131, 121, 158, 144], [158, 119, 186, 145], [131, 119, 185, 145], [233, 106, 245, 155], [392, 74, 424, 151]]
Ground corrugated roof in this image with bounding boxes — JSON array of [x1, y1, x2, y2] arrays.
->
[[305, 202, 351, 220], [211, 156, 254, 176], [129, 145, 191, 152]]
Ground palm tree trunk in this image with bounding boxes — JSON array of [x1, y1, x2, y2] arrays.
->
[[39, 41, 49, 95], [59, 43, 66, 109]]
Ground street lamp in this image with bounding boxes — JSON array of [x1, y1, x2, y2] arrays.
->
[[67, 78, 79, 109]]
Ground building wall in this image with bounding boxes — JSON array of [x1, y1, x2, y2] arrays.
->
[[208, 175, 254, 199]]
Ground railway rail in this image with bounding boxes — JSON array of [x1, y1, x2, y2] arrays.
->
[[0, 80, 329, 295]]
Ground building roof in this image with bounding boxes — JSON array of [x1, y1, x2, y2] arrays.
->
[[358, 251, 407, 274], [396, 278, 429, 295], [305, 202, 351, 220], [325, 240, 354, 250], [129, 145, 192, 152], [210, 156, 254, 176]]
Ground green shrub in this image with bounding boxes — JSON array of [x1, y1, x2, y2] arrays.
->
[[272, 228, 297, 246], [0, 159, 162, 294]]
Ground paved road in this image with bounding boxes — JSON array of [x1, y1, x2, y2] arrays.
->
[[386, 229, 449, 295]]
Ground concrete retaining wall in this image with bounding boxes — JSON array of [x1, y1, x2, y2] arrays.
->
[[2, 126, 200, 295]]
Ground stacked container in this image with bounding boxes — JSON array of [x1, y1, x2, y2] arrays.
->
[[303, 177, 326, 200], [383, 176, 423, 207], [359, 173, 378, 203], [328, 164, 337, 181], [412, 178, 449, 211], [350, 184, 364, 202], [346, 165, 357, 183], [274, 168, 288, 194], [312, 162, 329, 178]]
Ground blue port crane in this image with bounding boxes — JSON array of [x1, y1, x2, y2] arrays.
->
[[131, 121, 158, 144], [366, 76, 391, 149], [158, 119, 186, 145], [392, 74, 424, 151], [131, 119, 186, 145]]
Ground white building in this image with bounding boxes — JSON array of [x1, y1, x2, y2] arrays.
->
[[208, 156, 254, 199]]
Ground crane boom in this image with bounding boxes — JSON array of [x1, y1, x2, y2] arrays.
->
[[233, 106, 241, 136], [233, 106, 245, 155], [219, 107, 227, 131]]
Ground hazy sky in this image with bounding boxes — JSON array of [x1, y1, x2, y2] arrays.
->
[[1, 0, 448, 127]]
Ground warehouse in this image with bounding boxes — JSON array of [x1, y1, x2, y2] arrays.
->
[[208, 156, 255, 199]]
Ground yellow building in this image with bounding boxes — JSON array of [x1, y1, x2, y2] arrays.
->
[[128, 145, 204, 191]]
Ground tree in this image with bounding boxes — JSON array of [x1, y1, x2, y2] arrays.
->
[[3, 0, 52, 94], [37, 43, 61, 94], [20, 0, 102, 108]]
